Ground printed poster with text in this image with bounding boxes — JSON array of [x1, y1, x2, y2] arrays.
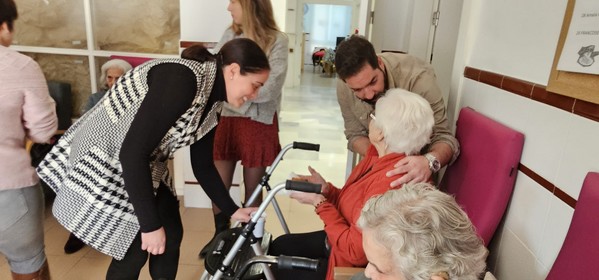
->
[[557, 0, 599, 75]]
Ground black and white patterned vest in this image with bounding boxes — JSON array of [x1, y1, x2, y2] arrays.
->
[[37, 58, 221, 260]]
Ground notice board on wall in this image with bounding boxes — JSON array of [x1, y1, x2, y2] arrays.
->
[[548, 0, 599, 105]]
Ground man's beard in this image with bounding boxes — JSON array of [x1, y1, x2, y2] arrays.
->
[[360, 91, 385, 105]]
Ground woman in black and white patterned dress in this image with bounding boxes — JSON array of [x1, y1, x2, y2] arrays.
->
[[37, 38, 270, 280]]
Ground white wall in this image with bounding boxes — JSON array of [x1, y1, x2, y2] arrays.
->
[[370, 0, 415, 53], [272, 1, 287, 31], [430, 0, 463, 112], [179, 0, 230, 43], [180, 0, 286, 42], [453, 0, 599, 279]]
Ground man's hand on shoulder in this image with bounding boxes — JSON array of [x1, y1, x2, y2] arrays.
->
[[386, 155, 432, 187]]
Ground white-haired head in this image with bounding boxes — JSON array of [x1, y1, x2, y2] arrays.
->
[[371, 88, 434, 155], [358, 183, 488, 280], [99, 59, 132, 90]]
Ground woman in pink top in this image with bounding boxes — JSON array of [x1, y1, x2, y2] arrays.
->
[[0, 1, 58, 279]]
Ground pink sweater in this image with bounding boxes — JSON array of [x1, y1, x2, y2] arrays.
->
[[0, 46, 58, 190]]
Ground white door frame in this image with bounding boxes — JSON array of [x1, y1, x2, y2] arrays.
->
[[285, 0, 363, 87]]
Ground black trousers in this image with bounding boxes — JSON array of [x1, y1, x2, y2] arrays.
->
[[268, 230, 329, 280], [106, 185, 183, 280]]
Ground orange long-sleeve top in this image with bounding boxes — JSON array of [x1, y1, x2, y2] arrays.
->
[[316, 145, 405, 279]]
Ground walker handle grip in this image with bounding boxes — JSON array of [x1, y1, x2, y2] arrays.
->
[[293, 142, 320, 151], [285, 180, 322, 194], [277, 255, 320, 271]]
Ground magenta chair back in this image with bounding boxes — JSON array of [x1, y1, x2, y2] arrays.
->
[[439, 107, 524, 246], [109, 55, 152, 68], [546, 172, 599, 279]]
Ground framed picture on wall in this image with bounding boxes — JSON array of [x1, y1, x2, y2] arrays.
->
[[547, 0, 599, 105]]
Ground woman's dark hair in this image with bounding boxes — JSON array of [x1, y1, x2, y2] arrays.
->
[[219, 38, 270, 74], [181, 44, 216, 63], [335, 35, 379, 81], [181, 38, 270, 75], [0, 0, 18, 31]]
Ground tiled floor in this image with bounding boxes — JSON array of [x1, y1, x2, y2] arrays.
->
[[0, 68, 346, 279]]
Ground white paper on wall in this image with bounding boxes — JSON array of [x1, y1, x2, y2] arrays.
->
[[557, 0, 599, 75]]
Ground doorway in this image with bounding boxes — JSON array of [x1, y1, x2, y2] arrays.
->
[[302, 4, 352, 67], [285, 0, 358, 87]]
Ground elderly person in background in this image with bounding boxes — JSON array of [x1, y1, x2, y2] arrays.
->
[[268, 88, 435, 280], [356, 183, 488, 280], [64, 58, 133, 254], [81, 58, 132, 114]]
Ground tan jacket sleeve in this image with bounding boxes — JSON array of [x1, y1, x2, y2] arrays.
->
[[336, 79, 369, 150], [407, 66, 460, 163]]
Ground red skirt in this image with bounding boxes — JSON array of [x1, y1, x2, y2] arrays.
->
[[213, 114, 281, 167]]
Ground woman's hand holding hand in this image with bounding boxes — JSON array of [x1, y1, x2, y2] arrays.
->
[[231, 207, 258, 223], [141, 227, 166, 255]]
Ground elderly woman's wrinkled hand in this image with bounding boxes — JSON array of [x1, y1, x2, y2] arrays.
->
[[387, 155, 431, 187], [290, 191, 325, 206], [294, 166, 329, 194]]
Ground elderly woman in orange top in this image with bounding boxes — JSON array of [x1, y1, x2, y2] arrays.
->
[[268, 88, 435, 280]]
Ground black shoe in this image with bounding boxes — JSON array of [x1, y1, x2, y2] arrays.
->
[[64, 233, 86, 254], [198, 212, 231, 259]]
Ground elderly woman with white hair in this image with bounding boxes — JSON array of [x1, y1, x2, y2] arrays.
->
[[81, 58, 133, 115], [356, 183, 488, 280], [268, 88, 435, 280]]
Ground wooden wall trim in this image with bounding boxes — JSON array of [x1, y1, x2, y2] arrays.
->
[[180, 41, 217, 49], [464, 66, 599, 122], [518, 164, 576, 208], [184, 181, 239, 187]]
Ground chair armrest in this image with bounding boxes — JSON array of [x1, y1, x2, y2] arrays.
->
[[334, 267, 365, 280]]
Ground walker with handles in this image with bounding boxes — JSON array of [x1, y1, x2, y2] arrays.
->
[[200, 180, 322, 280], [200, 142, 321, 280], [241, 141, 320, 234]]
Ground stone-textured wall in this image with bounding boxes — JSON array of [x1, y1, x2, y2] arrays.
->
[[92, 0, 179, 54], [13, 0, 87, 48], [14, 0, 180, 118], [24, 53, 91, 117]]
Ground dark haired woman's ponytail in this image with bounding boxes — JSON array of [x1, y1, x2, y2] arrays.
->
[[181, 44, 216, 63]]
